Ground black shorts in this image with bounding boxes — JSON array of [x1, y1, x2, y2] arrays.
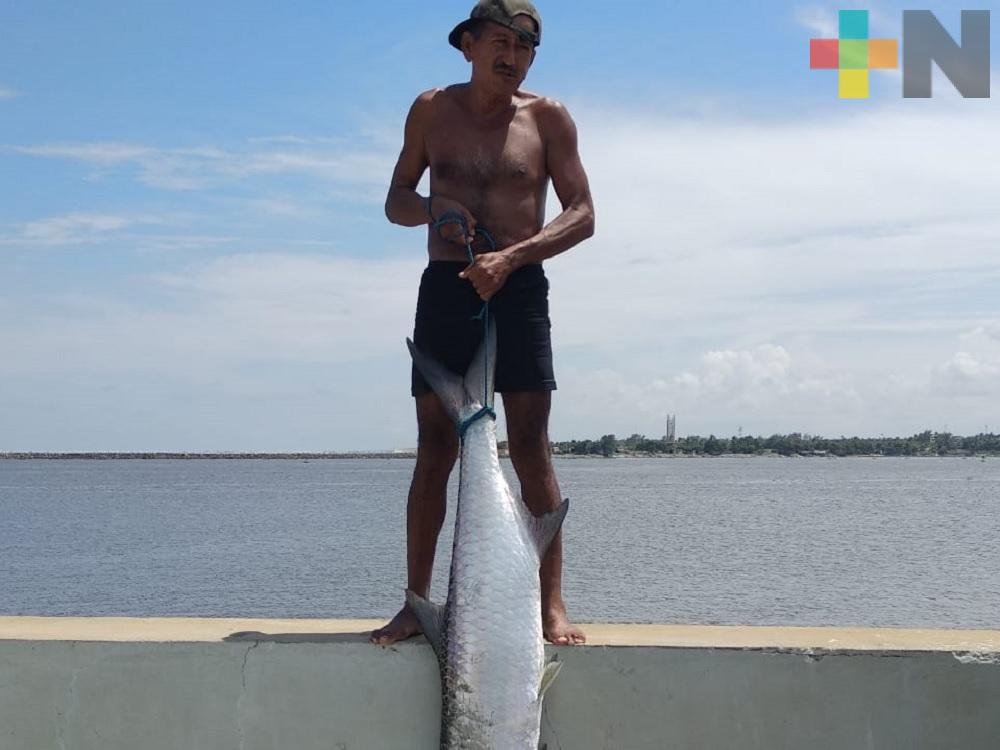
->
[[411, 261, 557, 397]]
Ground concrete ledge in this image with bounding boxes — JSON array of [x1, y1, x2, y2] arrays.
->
[[2, 617, 999, 749], [4, 616, 999, 651]]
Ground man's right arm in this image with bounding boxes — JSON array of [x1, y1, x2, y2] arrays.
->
[[385, 90, 436, 227], [385, 90, 476, 244]]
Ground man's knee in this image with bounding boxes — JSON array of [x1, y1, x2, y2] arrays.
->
[[416, 429, 457, 473], [504, 392, 553, 465], [415, 394, 458, 476]]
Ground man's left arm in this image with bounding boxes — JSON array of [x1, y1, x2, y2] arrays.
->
[[509, 99, 595, 267], [461, 99, 595, 299]]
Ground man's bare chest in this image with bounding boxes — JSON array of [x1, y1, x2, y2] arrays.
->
[[426, 116, 545, 189]]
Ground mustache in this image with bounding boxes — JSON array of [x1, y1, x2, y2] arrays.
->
[[493, 64, 518, 76]]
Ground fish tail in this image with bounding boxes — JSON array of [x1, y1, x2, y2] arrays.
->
[[406, 317, 496, 425]]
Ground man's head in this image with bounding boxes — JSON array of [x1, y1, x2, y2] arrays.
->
[[450, 1, 541, 91], [449, 0, 542, 51]]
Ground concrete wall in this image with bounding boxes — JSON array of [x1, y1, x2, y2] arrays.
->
[[1, 617, 998, 750]]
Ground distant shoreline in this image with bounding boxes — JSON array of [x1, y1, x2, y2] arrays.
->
[[1, 451, 997, 460], [0, 452, 417, 460]]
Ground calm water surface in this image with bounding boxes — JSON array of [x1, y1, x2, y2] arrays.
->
[[1, 457, 997, 628]]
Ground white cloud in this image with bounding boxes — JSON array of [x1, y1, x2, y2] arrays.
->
[[0, 252, 424, 376], [242, 195, 326, 219], [548, 100, 1000, 353], [7, 138, 394, 195], [244, 135, 346, 146], [148, 252, 421, 364], [794, 6, 838, 37], [793, 4, 897, 38], [934, 325, 1000, 396], [4, 211, 170, 246], [554, 343, 866, 438], [697, 345, 795, 396]]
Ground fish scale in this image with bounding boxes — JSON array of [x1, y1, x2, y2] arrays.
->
[[405, 323, 567, 749]]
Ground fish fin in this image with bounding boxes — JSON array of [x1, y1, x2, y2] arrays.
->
[[406, 339, 465, 425], [538, 658, 563, 700], [462, 316, 496, 408], [404, 589, 446, 659], [527, 497, 569, 559]]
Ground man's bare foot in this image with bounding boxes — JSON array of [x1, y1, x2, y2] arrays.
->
[[543, 604, 586, 645], [370, 603, 422, 645]]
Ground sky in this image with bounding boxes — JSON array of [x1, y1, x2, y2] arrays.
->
[[1, 1, 999, 451]]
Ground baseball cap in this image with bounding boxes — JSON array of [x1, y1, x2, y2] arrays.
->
[[448, 0, 542, 50]]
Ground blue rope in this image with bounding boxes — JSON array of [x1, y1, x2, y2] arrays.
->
[[431, 207, 497, 437], [458, 405, 496, 439]]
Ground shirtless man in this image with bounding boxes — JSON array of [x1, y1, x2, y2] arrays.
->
[[371, 0, 594, 647]]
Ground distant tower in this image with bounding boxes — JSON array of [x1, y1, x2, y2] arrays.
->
[[665, 414, 676, 443]]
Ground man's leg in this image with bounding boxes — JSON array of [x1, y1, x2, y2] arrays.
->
[[370, 393, 458, 645], [503, 390, 586, 645]]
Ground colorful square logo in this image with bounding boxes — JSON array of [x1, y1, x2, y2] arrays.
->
[[810, 10, 899, 98]]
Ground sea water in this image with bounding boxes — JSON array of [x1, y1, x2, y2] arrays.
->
[[1, 456, 997, 627]]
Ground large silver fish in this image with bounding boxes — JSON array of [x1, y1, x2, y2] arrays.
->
[[406, 321, 567, 750]]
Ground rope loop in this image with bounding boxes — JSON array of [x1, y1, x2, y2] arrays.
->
[[429, 203, 498, 436]]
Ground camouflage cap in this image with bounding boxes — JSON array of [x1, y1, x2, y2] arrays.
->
[[448, 0, 542, 50]]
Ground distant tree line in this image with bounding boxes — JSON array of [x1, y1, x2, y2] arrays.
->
[[547, 430, 1000, 457]]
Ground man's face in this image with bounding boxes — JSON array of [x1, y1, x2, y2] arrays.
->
[[463, 16, 537, 91]]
